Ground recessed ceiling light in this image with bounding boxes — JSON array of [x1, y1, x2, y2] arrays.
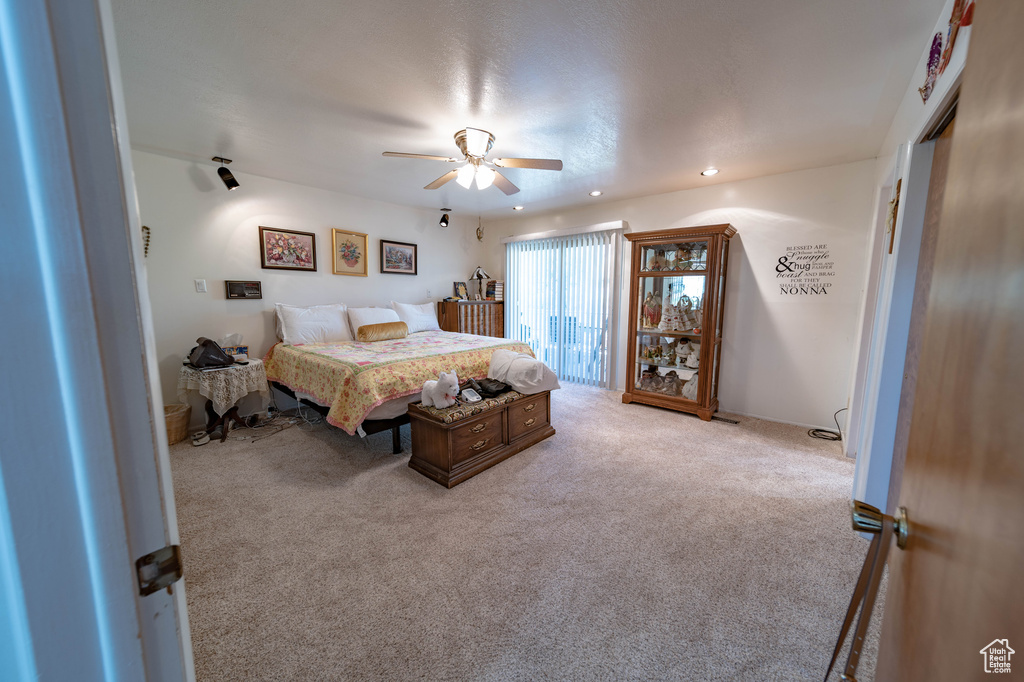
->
[[701, 168, 720, 176], [589, 190, 602, 197], [513, 206, 524, 211]]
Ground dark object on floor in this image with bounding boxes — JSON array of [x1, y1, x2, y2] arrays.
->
[[203, 401, 246, 442]]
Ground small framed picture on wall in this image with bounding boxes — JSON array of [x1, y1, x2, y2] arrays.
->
[[259, 226, 317, 271], [332, 228, 368, 276], [380, 239, 417, 275]]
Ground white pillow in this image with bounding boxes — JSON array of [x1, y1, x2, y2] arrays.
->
[[275, 303, 351, 346], [488, 349, 561, 394], [390, 301, 441, 334], [347, 307, 401, 337]]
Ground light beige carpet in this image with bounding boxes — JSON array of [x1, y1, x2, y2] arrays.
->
[[170, 383, 883, 681]]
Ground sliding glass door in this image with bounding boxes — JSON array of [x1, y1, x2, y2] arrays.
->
[[504, 228, 622, 387]]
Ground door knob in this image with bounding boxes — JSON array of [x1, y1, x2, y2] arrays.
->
[[828, 501, 908, 680], [850, 500, 909, 550]]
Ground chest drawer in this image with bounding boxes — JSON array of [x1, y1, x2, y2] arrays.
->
[[450, 412, 504, 464], [508, 393, 548, 441]]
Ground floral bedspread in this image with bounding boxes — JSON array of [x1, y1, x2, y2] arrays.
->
[[262, 330, 534, 434]]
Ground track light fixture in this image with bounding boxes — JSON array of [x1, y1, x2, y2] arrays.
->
[[439, 209, 451, 228], [212, 156, 239, 190]]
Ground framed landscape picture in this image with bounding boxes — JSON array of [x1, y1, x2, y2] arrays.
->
[[259, 226, 317, 271], [380, 239, 417, 275], [332, 228, 368, 276]]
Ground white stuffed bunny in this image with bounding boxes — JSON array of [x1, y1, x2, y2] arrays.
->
[[421, 370, 459, 408]]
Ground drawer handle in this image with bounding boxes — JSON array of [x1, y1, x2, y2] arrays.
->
[[523, 418, 536, 427], [523, 403, 537, 412], [471, 439, 490, 451], [470, 422, 487, 433]]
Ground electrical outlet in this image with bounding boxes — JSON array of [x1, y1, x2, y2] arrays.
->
[[194, 279, 207, 293], [426, 288, 432, 299]]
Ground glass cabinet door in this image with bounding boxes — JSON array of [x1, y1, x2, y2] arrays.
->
[[639, 240, 708, 272], [633, 240, 708, 400]]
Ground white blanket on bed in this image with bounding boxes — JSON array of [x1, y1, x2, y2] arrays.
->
[[488, 349, 561, 394]]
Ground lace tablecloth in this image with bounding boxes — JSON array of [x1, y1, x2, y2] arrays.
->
[[177, 359, 270, 416]]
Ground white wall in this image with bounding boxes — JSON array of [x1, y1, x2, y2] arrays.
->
[[486, 160, 876, 429], [134, 150, 495, 422]]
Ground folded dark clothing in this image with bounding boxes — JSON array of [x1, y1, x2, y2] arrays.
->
[[466, 377, 511, 398]]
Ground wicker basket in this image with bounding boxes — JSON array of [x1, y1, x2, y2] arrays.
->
[[164, 404, 192, 445]]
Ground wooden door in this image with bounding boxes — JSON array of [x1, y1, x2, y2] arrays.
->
[[875, 1, 1024, 679]]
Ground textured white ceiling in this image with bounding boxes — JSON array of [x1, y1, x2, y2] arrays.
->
[[110, 0, 943, 217]]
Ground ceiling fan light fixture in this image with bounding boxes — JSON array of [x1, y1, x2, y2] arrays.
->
[[475, 166, 495, 190], [456, 164, 476, 189], [385, 128, 558, 196], [464, 128, 491, 157], [701, 168, 720, 176]]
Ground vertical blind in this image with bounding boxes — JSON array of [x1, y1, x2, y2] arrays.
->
[[505, 228, 621, 387]]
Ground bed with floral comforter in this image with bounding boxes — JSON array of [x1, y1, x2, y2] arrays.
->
[[263, 330, 533, 434]]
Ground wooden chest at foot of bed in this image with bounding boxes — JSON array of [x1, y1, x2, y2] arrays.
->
[[408, 391, 555, 488]]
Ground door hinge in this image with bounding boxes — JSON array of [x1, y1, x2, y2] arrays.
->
[[135, 545, 182, 596]]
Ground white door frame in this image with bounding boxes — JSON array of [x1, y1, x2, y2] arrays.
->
[[845, 76, 963, 514], [0, 0, 193, 678]]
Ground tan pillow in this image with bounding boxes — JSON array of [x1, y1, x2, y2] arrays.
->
[[357, 321, 408, 342]]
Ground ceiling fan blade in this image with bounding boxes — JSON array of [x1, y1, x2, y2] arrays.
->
[[492, 157, 563, 171], [383, 152, 458, 162], [424, 170, 459, 190], [492, 170, 520, 196]]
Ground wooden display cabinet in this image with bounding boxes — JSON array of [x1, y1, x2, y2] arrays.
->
[[622, 224, 736, 420]]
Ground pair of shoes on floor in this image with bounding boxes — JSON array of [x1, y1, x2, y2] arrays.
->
[[191, 432, 210, 446]]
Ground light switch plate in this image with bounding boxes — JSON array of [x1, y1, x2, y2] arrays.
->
[[194, 279, 207, 293]]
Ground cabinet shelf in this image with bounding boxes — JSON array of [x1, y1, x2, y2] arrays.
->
[[639, 268, 707, 276], [622, 224, 736, 421], [635, 360, 697, 377], [636, 328, 702, 338]]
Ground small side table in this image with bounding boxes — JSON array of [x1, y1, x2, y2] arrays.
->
[[177, 359, 269, 442]]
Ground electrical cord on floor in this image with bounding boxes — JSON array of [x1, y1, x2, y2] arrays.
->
[[809, 408, 848, 453], [293, 401, 324, 428]]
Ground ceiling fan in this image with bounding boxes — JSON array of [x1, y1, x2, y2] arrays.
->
[[383, 127, 562, 196]]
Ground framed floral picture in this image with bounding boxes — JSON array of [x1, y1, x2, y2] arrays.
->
[[259, 226, 317, 271], [380, 239, 417, 275], [331, 228, 368, 276]]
